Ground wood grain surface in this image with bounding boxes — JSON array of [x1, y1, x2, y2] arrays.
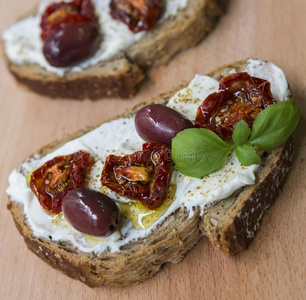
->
[[0, 0, 305, 299]]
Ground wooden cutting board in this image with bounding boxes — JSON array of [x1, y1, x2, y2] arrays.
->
[[0, 0, 305, 299]]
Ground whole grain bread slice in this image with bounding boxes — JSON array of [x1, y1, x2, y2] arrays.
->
[[7, 59, 294, 287], [2, 0, 226, 99]]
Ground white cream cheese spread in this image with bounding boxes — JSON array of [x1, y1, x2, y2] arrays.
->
[[6, 59, 289, 253], [2, 0, 189, 76]]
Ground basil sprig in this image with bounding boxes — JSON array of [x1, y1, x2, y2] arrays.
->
[[172, 129, 235, 178], [248, 99, 300, 151], [171, 99, 300, 178]]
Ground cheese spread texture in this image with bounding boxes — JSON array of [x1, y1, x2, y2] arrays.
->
[[2, 0, 188, 76], [6, 59, 289, 253]]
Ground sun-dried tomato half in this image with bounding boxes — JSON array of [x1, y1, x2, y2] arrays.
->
[[101, 141, 172, 209], [30, 151, 92, 214], [40, 0, 97, 41], [110, 0, 162, 33], [195, 72, 277, 140]]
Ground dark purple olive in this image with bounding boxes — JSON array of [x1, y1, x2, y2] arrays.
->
[[135, 104, 194, 146], [43, 22, 100, 67], [62, 188, 120, 237]]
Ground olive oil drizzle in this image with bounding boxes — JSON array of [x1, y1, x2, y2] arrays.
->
[[118, 183, 177, 230]]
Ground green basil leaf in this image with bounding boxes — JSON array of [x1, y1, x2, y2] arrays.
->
[[249, 99, 300, 151], [171, 128, 234, 178], [235, 143, 260, 166], [233, 120, 251, 146]]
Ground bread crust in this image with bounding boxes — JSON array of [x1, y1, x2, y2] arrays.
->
[[2, 0, 226, 99], [200, 136, 293, 255], [7, 59, 294, 287]]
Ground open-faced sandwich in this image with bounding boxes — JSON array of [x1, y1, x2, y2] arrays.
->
[[2, 0, 226, 99], [6, 59, 300, 287]]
